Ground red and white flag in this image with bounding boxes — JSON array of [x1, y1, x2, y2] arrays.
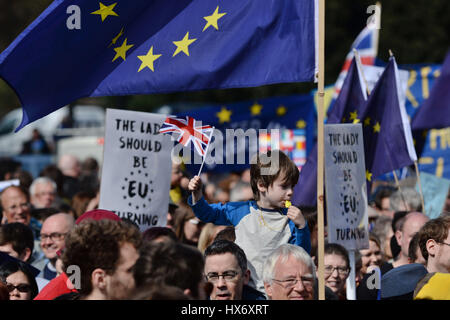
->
[[160, 116, 213, 156], [333, 24, 379, 99]]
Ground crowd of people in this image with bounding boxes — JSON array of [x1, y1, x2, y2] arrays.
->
[[0, 150, 449, 301]]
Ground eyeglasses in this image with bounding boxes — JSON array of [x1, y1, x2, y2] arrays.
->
[[272, 276, 314, 289], [205, 271, 239, 283], [324, 265, 350, 276], [439, 242, 450, 247], [6, 283, 31, 293], [40, 232, 67, 241]]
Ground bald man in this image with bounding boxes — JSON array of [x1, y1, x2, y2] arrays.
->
[[0, 186, 31, 225], [393, 212, 429, 268], [34, 213, 75, 280]]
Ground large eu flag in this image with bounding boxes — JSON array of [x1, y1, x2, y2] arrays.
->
[[411, 50, 450, 130], [292, 58, 368, 206], [0, 0, 317, 131], [361, 56, 417, 182]]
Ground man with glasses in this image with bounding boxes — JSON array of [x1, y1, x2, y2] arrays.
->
[[262, 243, 315, 300], [418, 215, 450, 273], [0, 186, 32, 225], [204, 240, 263, 300], [33, 213, 74, 280]]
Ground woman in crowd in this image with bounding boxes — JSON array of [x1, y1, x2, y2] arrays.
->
[[0, 260, 38, 300]]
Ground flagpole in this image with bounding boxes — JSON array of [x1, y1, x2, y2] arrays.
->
[[414, 161, 426, 213], [197, 127, 215, 176], [353, 49, 371, 97], [317, 0, 326, 301]]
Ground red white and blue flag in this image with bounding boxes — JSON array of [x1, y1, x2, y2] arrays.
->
[[160, 116, 213, 156], [333, 24, 379, 99]]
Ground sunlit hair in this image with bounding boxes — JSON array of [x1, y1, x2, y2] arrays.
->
[[262, 243, 315, 284]]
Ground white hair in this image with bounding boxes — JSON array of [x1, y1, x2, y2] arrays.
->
[[262, 244, 316, 284], [29, 177, 57, 196], [390, 187, 422, 212]]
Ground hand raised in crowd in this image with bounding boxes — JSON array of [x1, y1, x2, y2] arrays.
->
[[188, 175, 203, 204], [286, 205, 306, 229]]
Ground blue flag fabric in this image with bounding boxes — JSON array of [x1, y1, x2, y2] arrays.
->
[[362, 57, 416, 181], [0, 0, 317, 131], [292, 58, 368, 206], [411, 51, 450, 130]]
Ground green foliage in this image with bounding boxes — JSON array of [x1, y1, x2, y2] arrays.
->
[[0, 0, 449, 117]]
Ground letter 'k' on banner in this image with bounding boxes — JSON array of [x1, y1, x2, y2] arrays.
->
[[0, 0, 318, 131]]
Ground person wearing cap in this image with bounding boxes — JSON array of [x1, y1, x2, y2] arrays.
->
[[34, 209, 122, 300]]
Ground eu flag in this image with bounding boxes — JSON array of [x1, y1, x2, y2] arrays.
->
[[0, 0, 317, 131], [361, 56, 417, 182], [411, 50, 450, 130], [292, 58, 368, 206]]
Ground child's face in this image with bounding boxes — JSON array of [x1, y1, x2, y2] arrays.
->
[[259, 172, 293, 209]]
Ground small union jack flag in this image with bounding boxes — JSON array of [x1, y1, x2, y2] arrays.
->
[[160, 116, 214, 156]]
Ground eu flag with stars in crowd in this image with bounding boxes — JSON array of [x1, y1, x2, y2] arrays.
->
[[0, 0, 318, 131], [293, 57, 368, 206], [361, 56, 417, 183]]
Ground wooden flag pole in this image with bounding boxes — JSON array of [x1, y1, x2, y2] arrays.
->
[[317, 0, 326, 301], [414, 161, 426, 213]]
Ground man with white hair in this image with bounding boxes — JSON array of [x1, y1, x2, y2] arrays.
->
[[389, 187, 423, 212], [30, 177, 57, 209], [263, 244, 315, 300], [33, 213, 75, 280]]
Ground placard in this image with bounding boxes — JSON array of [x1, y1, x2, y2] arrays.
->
[[99, 109, 172, 231], [324, 124, 369, 250]]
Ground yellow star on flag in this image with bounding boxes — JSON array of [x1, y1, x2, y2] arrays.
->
[[137, 46, 162, 72], [373, 121, 381, 133], [366, 170, 372, 182], [112, 38, 134, 62], [250, 103, 263, 116], [108, 27, 124, 47], [91, 2, 119, 22], [216, 106, 232, 124], [364, 117, 371, 127], [296, 120, 306, 129], [349, 111, 358, 121], [173, 32, 197, 57], [203, 6, 227, 32], [276, 105, 287, 116], [353, 118, 360, 124]]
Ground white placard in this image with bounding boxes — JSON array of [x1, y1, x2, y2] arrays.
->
[[99, 109, 172, 231], [324, 124, 369, 251]]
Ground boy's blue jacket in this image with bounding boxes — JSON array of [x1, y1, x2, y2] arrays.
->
[[189, 196, 311, 294]]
